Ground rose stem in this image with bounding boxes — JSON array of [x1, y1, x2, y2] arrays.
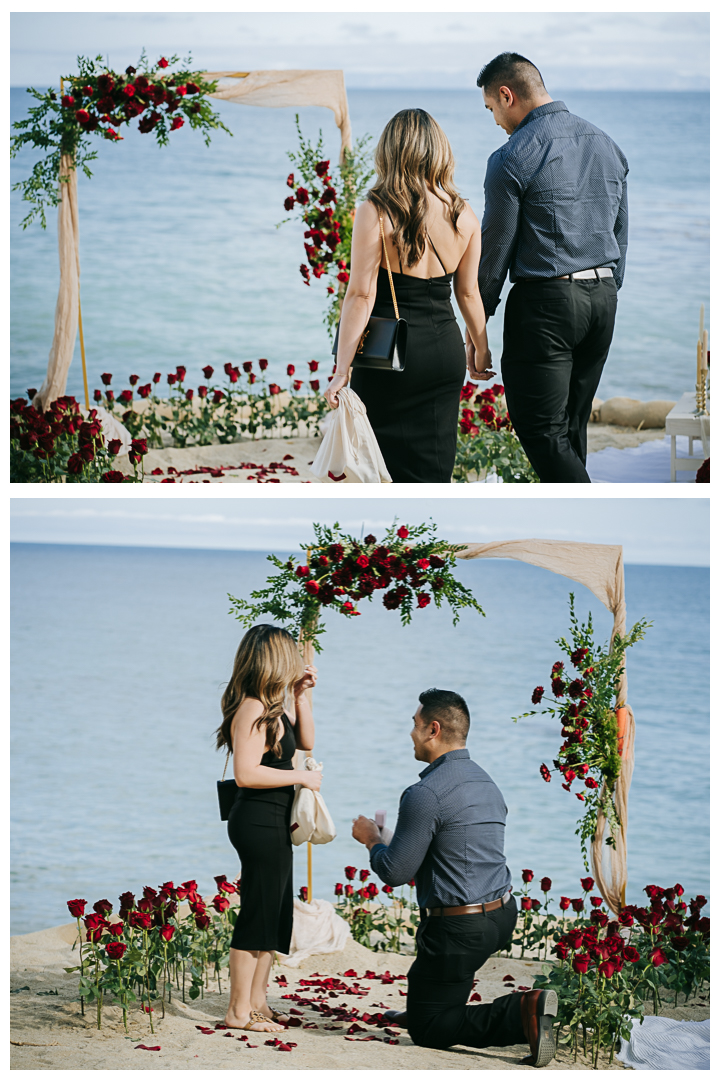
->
[[76, 917, 85, 1016]]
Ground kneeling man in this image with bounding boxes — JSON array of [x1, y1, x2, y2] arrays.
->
[[352, 688, 556, 1067]]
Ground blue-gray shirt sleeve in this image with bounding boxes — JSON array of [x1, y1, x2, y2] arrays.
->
[[369, 783, 438, 887], [612, 172, 629, 291], [478, 150, 524, 318]]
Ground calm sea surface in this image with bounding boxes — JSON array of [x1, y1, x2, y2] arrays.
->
[[10, 544, 709, 935], [10, 89, 708, 404]]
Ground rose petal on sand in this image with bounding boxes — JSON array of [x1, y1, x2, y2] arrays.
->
[[135, 1044, 161, 1051]]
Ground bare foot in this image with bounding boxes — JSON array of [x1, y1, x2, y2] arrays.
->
[[224, 1008, 283, 1033]]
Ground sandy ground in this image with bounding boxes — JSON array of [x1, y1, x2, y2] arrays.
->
[[10, 922, 709, 1071], [112, 426, 665, 484]]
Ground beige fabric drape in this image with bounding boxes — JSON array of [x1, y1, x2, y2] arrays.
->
[[34, 156, 79, 412], [38, 72, 352, 409], [456, 540, 631, 914], [205, 70, 352, 151]]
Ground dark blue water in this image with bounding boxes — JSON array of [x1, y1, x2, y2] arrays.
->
[[10, 543, 709, 935], [11, 89, 709, 404]]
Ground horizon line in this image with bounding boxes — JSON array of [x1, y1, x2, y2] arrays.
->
[[9, 539, 709, 569]]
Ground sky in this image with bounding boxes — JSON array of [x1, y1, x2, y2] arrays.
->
[[10, 10, 709, 91], [10, 497, 709, 566]]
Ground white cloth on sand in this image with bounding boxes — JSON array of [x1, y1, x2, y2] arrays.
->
[[90, 406, 132, 455], [275, 898, 351, 967], [616, 1016, 709, 1070]]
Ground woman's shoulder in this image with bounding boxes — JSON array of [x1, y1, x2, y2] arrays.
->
[[231, 696, 265, 729], [355, 199, 381, 224]]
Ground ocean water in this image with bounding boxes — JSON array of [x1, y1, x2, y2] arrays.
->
[[10, 89, 709, 404], [11, 543, 709, 936]]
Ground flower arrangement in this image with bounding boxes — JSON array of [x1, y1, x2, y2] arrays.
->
[[65, 876, 238, 1031], [229, 520, 485, 652], [514, 595, 650, 868], [91, 359, 331, 450], [11, 53, 231, 229], [10, 393, 147, 482], [279, 118, 374, 333], [453, 381, 538, 483], [334, 866, 419, 952]]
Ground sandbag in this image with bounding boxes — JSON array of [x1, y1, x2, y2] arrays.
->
[[310, 386, 392, 483], [598, 397, 676, 429], [275, 897, 351, 966]]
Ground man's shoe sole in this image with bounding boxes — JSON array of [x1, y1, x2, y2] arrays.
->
[[523, 989, 558, 1068]]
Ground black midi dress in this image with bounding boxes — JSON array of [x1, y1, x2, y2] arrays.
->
[[350, 240, 466, 483], [227, 713, 296, 953]]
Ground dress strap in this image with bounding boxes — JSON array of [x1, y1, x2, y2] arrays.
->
[[427, 234, 448, 276]]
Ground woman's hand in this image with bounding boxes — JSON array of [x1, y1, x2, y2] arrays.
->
[[467, 342, 496, 382], [294, 665, 317, 699], [324, 371, 349, 410], [300, 769, 323, 791]]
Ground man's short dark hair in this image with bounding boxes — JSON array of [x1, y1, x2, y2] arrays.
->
[[418, 688, 470, 743], [477, 52, 546, 102]]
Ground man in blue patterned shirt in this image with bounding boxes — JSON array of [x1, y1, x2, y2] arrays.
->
[[352, 689, 558, 1067], [468, 53, 629, 483]]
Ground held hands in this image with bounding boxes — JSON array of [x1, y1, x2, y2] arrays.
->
[[352, 814, 381, 849], [324, 371, 349, 410], [465, 335, 496, 383], [294, 665, 317, 699]]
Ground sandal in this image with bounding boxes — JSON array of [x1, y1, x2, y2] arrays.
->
[[269, 1008, 290, 1024], [241, 1010, 283, 1031]]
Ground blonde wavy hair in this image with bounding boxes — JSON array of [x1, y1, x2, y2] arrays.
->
[[368, 108, 465, 268], [216, 624, 304, 758]]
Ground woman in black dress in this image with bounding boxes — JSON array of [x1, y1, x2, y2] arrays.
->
[[325, 108, 495, 483], [215, 624, 320, 1033]]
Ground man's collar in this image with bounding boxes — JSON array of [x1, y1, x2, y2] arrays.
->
[[514, 100, 568, 135], [419, 747, 470, 778]]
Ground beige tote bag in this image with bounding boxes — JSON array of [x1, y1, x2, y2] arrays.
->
[[310, 387, 392, 484], [290, 757, 337, 846]]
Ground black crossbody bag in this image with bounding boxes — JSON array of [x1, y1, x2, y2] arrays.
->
[[217, 752, 238, 821], [331, 212, 407, 372]]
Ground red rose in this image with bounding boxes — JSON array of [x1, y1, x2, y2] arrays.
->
[[269, 383, 281, 395], [296, 187, 309, 205], [107, 921, 124, 937], [590, 910, 608, 927], [553, 940, 570, 960], [101, 372, 113, 386], [66, 452, 84, 475], [342, 601, 357, 613], [61, 94, 75, 108], [344, 866, 357, 881], [67, 899, 86, 918], [540, 877, 552, 892], [310, 380, 320, 391], [119, 389, 133, 404], [107, 941, 127, 960], [307, 361, 320, 374], [334, 883, 344, 896], [382, 884, 394, 895], [397, 526, 409, 539], [93, 389, 102, 402], [293, 379, 303, 390], [195, 913, 211, 929], [580, 877, 594, 892], [185, 389, 194, 401], [212, 390, 224, 404], [571, 898, 585, 912], [552, 678, 566, 696], [75, 108, 90, 123], [559, 896, 571, 911], [366, 883, 379, 898], [531, 686, 544, 704], [170, 117, 184, 131], [176, 85, 187, 96], [299, 886, 309, 902], [590, 896, 603, 908], [296, 565, 310, 578], [84, 912, 107, 931], [212, 894, 230, 913], [305, 580, 320, 595], [540, 763, 551, 782], [650, 947, 668, 967], [129, 910, 152, 930], [521, 869, 533, 884], [167, 373, 177, 386], [119, 891, 135, 912], [287, 364, 295, 376], [417, 593, 431, 608], [598, 959, 615, 979], [158, 57, 169, 68], [337, 271, 349, 283], [315, 159, 330, 176], [520, 897, 532, 911], [93, 899, 113, 915], [257, 358, 269, 371], [345, 885, 354, 897], [572, 953, 591, 975], [358, 869, 370, 882]]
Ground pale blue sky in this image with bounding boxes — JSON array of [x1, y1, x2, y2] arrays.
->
[[10, 498, 709, 566], [10, 11, 709, 90]]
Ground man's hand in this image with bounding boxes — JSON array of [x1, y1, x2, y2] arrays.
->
[[352, 815, 382, 850]]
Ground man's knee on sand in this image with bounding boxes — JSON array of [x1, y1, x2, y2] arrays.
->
[[408, 1018, 452, 1050]]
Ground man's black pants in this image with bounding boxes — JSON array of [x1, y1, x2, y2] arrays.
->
[[501, 276, 618, 483], [406, 896, 523, 1051]]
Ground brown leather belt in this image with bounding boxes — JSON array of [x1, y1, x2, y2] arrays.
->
[[424, 889, 512, 917]]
